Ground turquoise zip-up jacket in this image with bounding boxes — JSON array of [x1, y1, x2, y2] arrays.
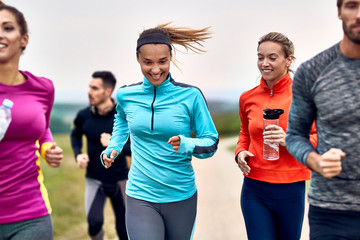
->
[[101, 74, 219, 203]]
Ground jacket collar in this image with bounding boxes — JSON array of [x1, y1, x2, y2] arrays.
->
[[260, 73, 292, 92], [143, 74, 172, 93]]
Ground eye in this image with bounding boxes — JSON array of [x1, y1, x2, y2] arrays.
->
[[345, 2, 358, 9], [270, 57, 277, 61], [258, 57, 264, 61], [4, 26, 14, 31]]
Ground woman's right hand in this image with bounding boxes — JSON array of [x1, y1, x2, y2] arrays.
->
[[102, 149, 118, 169], [236, 151, 254, 175]]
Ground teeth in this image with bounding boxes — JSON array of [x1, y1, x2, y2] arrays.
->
[[152, 74, 160, 78], [0, 44, 5, 48], [263, 70, 271, 73]]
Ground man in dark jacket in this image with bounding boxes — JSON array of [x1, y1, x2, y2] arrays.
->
[[71, 71, 130, 240]]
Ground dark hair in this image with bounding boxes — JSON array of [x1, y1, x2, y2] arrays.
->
[[0, 2, 28, 51], [92, 71, 116, 91], [337, 0, 342, 8]]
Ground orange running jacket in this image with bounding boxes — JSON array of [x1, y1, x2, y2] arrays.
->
[[235, 73, 317, 183]]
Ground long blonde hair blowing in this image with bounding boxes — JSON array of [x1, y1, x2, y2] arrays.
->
[[137, 22, 211, 68]]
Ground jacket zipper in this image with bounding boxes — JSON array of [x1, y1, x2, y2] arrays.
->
[[151, 87, 156, 131], [264, 89, 273, 109]]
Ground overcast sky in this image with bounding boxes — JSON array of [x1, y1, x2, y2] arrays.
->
[[6, 0, 342, 103]]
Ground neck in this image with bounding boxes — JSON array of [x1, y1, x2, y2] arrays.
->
[[0, 62, 24, 85], [339, 36, 360, 58], [96, 98, 114, 115], [265, 73, 288, 90]]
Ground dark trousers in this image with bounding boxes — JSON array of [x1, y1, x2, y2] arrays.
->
[[309, 205, 360, 240], [241, 177, 306, 240]]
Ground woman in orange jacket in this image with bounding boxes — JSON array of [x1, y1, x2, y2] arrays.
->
[[235, 32, 317, 240]]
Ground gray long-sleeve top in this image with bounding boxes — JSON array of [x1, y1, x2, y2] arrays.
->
[[286, 43, 360, 211]]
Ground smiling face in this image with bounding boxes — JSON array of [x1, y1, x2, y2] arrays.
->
[[0, 10, 28, 64], [137, 44, 171, 86], [257, 41, 292, 88], [338, 0, 360, 44]]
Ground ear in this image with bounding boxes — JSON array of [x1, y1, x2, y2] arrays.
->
[[286, 55, 293, 67], [338, 7, 342, 20], [105, 87, 112, 97], [20, 33, 29, 49]]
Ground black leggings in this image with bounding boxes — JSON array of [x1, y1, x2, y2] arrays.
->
[[126, 192, 197, 240], [0, 215, 52, 240], [241, 177, 305, 240], [85, 178, 127, 240]]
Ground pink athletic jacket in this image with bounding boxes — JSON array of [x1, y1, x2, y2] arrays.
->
[[0, 71, 55, 224]]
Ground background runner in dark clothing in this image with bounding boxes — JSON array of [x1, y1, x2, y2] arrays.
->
[[71, 71, 130, 240]]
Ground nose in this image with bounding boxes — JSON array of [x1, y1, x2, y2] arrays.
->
[[151, 64, 161, 74], [357, 6, 360, 19], [262, 58, 270, 67]]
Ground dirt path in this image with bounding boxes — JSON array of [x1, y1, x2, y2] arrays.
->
[[192, 136, 309, 240]]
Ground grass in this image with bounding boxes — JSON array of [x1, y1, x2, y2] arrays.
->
[[42, 134, 118, 240]]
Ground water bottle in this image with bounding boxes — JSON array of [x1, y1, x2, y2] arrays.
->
[[263, 109, 284, 160], [0, 99, 14, 141]]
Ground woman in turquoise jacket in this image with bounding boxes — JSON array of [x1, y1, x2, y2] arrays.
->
[[101, 23, 218, 240]]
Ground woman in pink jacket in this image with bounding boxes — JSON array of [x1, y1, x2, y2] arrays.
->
[[0, 2, 63, 239]]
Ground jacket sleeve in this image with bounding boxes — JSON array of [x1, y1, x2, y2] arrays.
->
[[70, 112, 83, 158], [177, 90, 218, 159], [234, 94, 250, 162], [101, 99, 129, 166], [286, 64, 318, 166], [39, 81, 54, 146]]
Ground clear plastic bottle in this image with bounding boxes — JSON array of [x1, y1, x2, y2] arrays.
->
[[0, 99, 14, 141], [263, 109, 284, 160]]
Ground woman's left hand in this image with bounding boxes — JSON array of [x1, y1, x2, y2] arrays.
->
[[263, 125, 286, 147], [45, 142, 63, 168], [168, 136, 180, 153]]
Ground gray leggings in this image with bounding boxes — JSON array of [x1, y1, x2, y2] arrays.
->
[[126, 192, 197, 240], [0, 215, 53, 240]]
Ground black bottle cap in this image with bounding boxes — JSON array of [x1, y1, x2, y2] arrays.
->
[[263, 109, 284, 119]]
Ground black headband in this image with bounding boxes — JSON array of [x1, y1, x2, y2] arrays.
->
[[136, 33, 172, 51]]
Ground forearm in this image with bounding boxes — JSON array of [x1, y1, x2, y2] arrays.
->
[[178, 134, 218, 158], [305, 151, 321, 171], [70, 132, 83, 157]]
